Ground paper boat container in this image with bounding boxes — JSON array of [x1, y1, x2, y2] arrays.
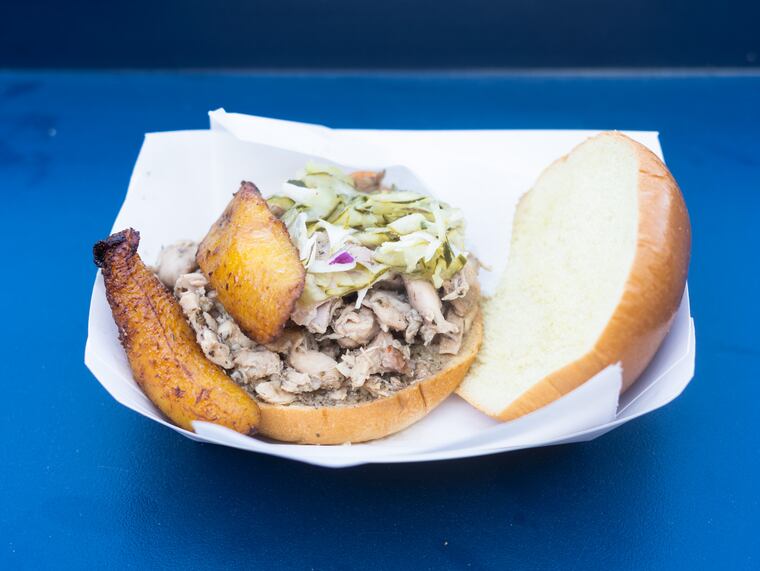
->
[[84, 110, 696, 468]]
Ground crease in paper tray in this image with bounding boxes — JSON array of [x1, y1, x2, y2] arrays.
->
[[84, 111, 696, 467]]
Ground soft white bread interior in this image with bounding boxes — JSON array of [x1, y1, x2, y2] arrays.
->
[[456, 132, 690, 420], [257, 313, 483, 444]]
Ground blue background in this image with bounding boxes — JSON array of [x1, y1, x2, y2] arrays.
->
[[1, 0, 760, 568], [1, 0, 759, 68], [0, 70, 758, 569]]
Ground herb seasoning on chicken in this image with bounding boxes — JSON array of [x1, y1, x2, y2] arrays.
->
[[155, 163, 481, 408]]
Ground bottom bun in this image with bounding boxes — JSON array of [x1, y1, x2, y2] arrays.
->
[[256, 313, 483, 444]]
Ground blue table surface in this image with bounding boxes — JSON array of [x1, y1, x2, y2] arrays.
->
[[0, 71, 758, 570]]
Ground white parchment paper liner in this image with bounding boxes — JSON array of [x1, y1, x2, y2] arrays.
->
[[84, 111, 695, 467]]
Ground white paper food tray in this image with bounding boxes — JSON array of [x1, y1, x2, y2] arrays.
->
[[84, 110, 695, 468]]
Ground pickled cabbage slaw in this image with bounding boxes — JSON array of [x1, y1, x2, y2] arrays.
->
[[268, 163, 468, 306]]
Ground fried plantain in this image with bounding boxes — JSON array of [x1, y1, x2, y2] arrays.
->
[[94, 228, 261, 434], [196, 181, 305, 344]]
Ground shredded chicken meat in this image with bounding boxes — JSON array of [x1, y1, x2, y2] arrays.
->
[[155, 240, 198, 288], [159, 243, 480, 407]]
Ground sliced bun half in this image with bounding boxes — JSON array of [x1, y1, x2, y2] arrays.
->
[[457, 132, 691, 420], [257, 313, 483, 444]]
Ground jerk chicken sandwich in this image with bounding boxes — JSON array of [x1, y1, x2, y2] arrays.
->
[[95, 165, 482, 444]]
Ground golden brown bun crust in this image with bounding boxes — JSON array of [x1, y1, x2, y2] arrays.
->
[[497, 132, 691, 420], [257, 313, 483, 444]]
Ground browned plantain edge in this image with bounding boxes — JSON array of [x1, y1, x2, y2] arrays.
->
[[94, 227, 140, 269]]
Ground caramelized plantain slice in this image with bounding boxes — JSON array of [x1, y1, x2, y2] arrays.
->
[[196, 181, 305, 344], [94, 229, 261, 434]]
